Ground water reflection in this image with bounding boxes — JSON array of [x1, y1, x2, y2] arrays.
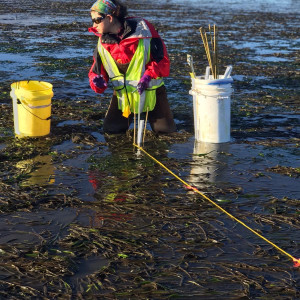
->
[[88, 165, 135, 202], [88, 168, 133, 226], [189, 141, 230, 186], [87, 142, 170, 225], [16, 155, 55, 186]]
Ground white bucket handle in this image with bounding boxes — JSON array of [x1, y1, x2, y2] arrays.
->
[[17, 99, 51, 121]]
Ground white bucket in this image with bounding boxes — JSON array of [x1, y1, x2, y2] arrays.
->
[[189, 70, 233, 143]]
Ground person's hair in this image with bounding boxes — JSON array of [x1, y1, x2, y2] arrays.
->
[[110, 0, 127, 23]]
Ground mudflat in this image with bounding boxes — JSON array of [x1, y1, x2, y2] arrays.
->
[[0, 0, 299, 298]]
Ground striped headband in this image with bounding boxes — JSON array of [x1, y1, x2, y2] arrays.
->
[[90, 0, 117, 15]]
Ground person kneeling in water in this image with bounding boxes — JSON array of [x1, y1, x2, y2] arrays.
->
[[88, 0, 176, 134]]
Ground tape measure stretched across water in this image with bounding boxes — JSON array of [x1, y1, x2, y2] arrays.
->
[[133, 143, 300, 268]]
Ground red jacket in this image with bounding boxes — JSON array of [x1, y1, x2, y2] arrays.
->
[[88, 17, 170, 94]]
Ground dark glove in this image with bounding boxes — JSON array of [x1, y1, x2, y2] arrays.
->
[[137, 74, 151, 95], [92, 75, 107, 88]]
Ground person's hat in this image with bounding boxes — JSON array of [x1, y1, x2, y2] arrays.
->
[[91, 0, 117, 15]]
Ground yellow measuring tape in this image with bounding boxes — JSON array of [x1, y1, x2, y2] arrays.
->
[[133, 143, 300, 267]]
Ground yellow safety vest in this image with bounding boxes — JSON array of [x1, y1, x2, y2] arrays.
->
[[98, 38, 164, 116]]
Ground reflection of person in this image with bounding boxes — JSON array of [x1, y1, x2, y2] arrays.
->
[[88, 0, 176, 134]]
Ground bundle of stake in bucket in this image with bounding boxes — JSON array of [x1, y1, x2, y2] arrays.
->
[[188, 24, 233, 143]]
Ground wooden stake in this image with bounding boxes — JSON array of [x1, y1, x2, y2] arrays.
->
[[199, 27, 214, 79], [204, 31, 214, 78], [213, 24, 217, 79], [143, 108, 149, 146], [215, 24, 219, 79], [209, 24, 214, 78]]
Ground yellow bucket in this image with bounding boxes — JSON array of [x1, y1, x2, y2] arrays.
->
[[10, 81, 53, 137]]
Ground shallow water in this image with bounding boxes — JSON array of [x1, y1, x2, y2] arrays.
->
[[170, 0, 300, 13], [0, 0, 299, 298]]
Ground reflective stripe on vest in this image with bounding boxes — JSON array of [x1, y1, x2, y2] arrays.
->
[[98, 38, 164, 114]]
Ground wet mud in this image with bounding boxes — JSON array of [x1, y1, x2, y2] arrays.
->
[[0, 0, 299, 298]]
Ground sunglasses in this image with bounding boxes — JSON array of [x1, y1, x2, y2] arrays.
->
[[92, 16, 106, 24]]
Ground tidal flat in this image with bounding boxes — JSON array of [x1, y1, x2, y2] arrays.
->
[[0, 0, 299, 298]]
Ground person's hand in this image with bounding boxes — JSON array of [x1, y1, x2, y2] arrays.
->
[[137, 74, 151, 95], [92, 75, 107, 88]]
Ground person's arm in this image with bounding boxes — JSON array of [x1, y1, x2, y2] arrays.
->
[[144, 37, 170, 79], [89, 46, 109, 93]]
